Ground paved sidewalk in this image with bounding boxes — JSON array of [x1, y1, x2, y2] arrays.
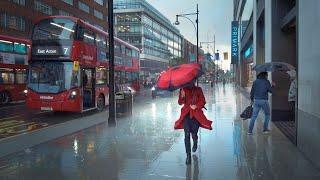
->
[[0, 84, 319, 180]]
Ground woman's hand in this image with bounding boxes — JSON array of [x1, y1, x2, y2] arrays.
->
[[180, 89, 185, 98], [190, 105, 197, 110]]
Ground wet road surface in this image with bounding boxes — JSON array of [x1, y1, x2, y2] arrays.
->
[[0, 84, 319, 180], [0, 103, 104, 139]]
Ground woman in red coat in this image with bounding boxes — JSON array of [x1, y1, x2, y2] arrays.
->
[[175, 84, 212, 164]]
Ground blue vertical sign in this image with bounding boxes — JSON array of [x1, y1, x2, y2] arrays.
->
[[231, 21, 239, 64], [215, 53, 220, 61]]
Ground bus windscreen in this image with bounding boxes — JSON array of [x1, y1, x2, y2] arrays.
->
[[28, 61, 79, 94]]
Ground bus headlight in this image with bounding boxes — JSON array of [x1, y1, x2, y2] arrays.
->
[[69, 90, 77, 99], [127, 86, 135, 94], [23, 89, 28, 96]]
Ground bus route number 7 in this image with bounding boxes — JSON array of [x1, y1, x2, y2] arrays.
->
[[63, 47, 69, 55]]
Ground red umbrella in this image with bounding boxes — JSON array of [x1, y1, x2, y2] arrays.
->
[[156, 63, 203, 91]]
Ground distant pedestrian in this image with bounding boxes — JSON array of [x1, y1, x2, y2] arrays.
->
[[175, 83, 212, 165], [248, 72, 275, 135], [0, 73, 3, 84], [287, 70, 297, 121]]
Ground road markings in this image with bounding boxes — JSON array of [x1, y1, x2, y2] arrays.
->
[[0, 120, 25, 129], [0, 115, 21, 121]]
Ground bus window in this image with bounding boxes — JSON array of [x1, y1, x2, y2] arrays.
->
[[15, 69, 27, 84], [33, 18, 75, 40], [84, 29, 95, 44], [0, 41, 13, 52], [13, 43, 27, 54], [96, 34, 105, 48], [125, 47, 132, 57], [121, 45, 125, 55], [71, 70, 80, 87], [96, 67, 107, 85], [115, 42, 120, 53], [0, 69, 14, 84], [78, 26, 95, 45], [96, 34, 108, 62]]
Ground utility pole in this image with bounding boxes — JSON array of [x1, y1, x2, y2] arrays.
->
[[196, 4, 199, 86], [108, 0, 116, 126], [213, 35, 216, 83], [196, 4, 199, 65]]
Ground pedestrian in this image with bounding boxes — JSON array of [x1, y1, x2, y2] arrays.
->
[[287, 70, 297, 121], [248, 72, 275, 135], [175, 82, 212, 165], [0, 73, 3, 84]]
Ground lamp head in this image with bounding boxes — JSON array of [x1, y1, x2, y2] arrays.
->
[[174, 15, 180, 25]]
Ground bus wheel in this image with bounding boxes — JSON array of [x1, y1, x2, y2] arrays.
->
[[97, 95, 105, 111], [0, 91, 10, 105]]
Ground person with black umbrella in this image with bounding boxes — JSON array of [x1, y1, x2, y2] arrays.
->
[[248, 72, 275, 135]]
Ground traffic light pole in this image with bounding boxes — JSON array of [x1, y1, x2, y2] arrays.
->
[[108, 0, 116, 126]]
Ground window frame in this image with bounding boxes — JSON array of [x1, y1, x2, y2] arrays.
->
[[78, 1, 90, 13]]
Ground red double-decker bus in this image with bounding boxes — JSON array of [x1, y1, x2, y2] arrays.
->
[[0, 35, 30, 105], [26, 16, 139, 112]]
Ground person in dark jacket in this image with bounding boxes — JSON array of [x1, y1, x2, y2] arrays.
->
[[248, 72, 275, 135]]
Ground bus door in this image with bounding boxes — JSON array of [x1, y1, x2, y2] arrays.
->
[[82, 68, 96, 110]]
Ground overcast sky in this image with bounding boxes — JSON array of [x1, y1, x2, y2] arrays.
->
[[146, 0, 233, 70]]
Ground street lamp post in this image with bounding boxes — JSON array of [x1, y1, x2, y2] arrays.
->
[[108, 0, 116, 126], [175, 4, 199, 86], [174, 4, 199, 64]]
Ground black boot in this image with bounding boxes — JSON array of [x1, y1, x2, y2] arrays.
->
[[192, 139, 198, 152], [186, 153, 191, 165]]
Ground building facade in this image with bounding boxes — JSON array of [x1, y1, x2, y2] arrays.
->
[[183, 38, 204, 63], [114, 0, 183, 79], [0, 0, 108, 39], [233, 0, 320, 169]]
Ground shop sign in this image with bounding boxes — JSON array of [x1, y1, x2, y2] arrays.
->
[[231, 21, 238, 64]]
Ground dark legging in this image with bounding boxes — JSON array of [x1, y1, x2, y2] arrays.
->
[[183, 114, 200, 154]]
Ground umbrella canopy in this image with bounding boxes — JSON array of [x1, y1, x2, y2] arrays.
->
[[253, 62, 295, 72], [287, 69, 296, 78], [156, 63, 203, 91]]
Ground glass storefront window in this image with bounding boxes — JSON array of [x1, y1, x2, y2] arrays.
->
[[142, 15, 152, 27], [240, 0, 253, 37], [143, 26, 153, 36], [153, 22, 160, 31]]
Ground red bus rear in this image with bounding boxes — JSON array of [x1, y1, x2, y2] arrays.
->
[[26, 16, 140, 112], [0, 35, 30, 105]]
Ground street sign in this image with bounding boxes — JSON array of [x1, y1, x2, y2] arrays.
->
[[223, 52, 228, 60], [215, 53, 220, 61], [231, 21, 239, 64]]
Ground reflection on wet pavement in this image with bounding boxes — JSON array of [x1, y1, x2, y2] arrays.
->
[[0, 107, 100, 139], [0, 84, 319, 180]]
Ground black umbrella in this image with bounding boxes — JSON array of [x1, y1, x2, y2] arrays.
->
[[253, 62, 295, 72]]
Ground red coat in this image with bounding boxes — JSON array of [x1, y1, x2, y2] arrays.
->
[[174, 86, 213, 130]]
